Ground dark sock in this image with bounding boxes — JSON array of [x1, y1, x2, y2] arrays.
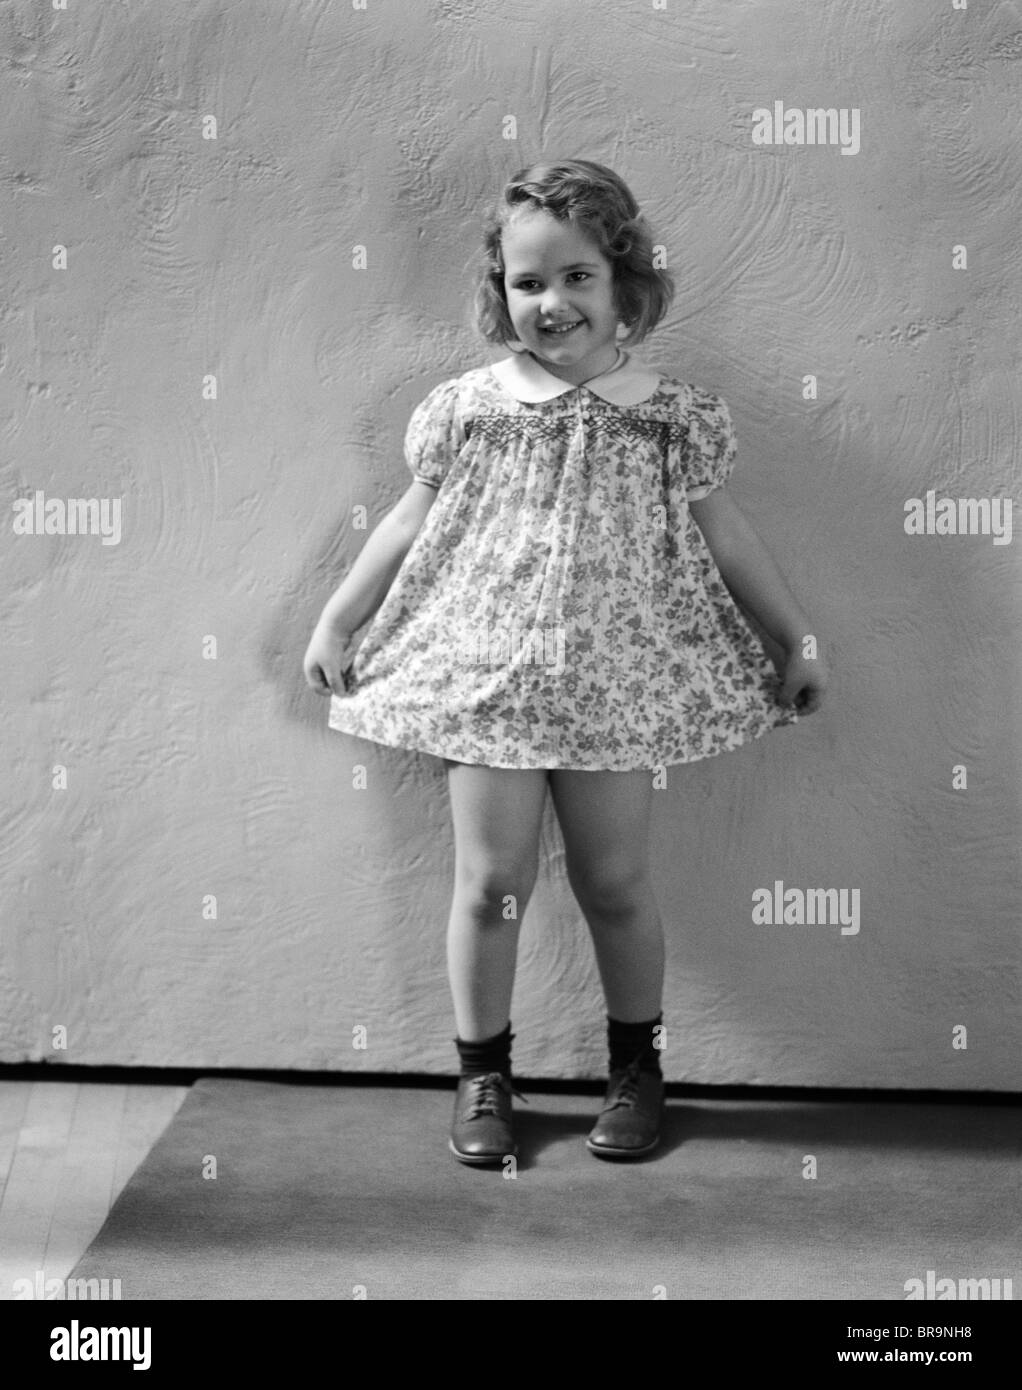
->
[[455, 1021, 513, 1078], [607, 1012, 663, 1076]]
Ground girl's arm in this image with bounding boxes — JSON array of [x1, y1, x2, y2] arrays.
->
[[315, 480, 439, 636], [689, 488, 828, 712], [304, 479, 440, 696]]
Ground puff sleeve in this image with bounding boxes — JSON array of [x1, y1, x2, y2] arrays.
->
[[683, 390, 738, 500], [403, 377, 465, 488]]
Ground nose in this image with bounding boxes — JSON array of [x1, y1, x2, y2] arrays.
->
[[539, 285, 568, 318]]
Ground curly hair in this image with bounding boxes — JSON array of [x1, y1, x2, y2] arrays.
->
[[472, 159, 675, 348]]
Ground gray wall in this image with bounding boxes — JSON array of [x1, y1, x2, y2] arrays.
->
[[3, 0, 1018, 1087]]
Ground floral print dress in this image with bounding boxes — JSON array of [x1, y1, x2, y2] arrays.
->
[[327, 348, 799, 770]]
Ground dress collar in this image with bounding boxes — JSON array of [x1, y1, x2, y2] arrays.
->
[[489, 348, 661, 406]]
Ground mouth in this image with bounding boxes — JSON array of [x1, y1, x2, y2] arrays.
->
[[539, 320, 584, 337]]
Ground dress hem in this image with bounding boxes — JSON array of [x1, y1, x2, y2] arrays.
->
[[326, 706, 799, 772]]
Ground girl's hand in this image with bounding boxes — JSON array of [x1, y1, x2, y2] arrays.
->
[[777, 645, 829, 715], [303, 622, 357, 697]]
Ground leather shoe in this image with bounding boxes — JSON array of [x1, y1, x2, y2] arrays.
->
[[586, 1060, 664, 1159], [449, 1072, 522, 1165]]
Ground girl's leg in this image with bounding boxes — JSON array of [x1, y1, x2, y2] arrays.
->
[[547, 768, 664, 1020], [443, 759, 549, 1041], [549, 768, 665, 1158]]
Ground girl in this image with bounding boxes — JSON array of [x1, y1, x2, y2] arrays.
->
[[303, 159, 828, 1165]]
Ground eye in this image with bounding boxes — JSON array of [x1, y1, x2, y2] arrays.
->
[[568, 271, 590, 282], [511, 278, 540, 291]]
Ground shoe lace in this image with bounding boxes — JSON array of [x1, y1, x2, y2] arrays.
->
[[604, 1057, 644, 1112], [464, 1071, 528, 1119], [464, 1073, 528, 1117]]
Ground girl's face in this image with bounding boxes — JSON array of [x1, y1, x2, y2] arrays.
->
[[501, 208, 622, 384]]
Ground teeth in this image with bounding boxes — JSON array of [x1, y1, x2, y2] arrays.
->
[[543, 322, 581, 334]]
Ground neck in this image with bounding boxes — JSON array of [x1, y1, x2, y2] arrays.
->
[[528, 344, 624, 386]]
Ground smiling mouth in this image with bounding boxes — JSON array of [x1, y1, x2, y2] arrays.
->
[[540, 320, 583, 335]]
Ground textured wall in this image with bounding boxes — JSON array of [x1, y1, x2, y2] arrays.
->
[[2, 0, 1019, 1087]]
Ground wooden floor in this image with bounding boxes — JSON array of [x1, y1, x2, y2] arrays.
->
[[0, 1080, 189, 1300]]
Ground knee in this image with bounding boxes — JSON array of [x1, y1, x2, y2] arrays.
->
[[568, 859, 651, 922], [455, 860, 538, 922]]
